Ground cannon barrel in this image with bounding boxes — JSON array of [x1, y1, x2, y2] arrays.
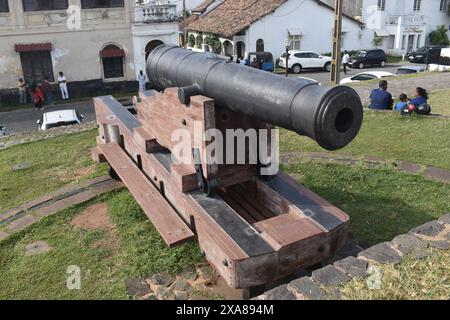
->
[[147, 45, 363, 151]]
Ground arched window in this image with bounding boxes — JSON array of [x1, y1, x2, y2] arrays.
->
[[101, 44, 125, 79], [256, 39, 264, 52], [145, 40, 164, 60]]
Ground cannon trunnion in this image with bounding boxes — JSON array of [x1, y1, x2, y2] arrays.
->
[[92, 47, 358, 291]]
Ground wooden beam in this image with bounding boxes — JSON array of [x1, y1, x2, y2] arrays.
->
[[98, 142, 195, 248]]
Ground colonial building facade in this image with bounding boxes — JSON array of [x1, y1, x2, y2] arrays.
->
[[185, 0, 372, 59], [0, 0, 179, 100], [363, 0, 450, 55]]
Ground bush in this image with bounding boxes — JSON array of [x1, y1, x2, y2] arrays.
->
[[429, 25, 450, 46], [188, 34, 195, 48], [204, 35, 222, 54]]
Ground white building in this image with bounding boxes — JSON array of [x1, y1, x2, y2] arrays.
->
[[0, 0, 179, 102], [132, 0, 180, 79], [362, 0, 450, 55], [185, 0, 373, 60]]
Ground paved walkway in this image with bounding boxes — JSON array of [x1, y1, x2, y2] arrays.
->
[[351, 72, 450, 106], [0, 176, 122, 241], [282, 152, 450, 184]]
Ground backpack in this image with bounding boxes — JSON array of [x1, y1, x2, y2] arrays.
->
[[415, 103, 431, 115]]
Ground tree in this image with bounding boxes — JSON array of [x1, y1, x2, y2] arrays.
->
[[429, 25, 450, 46], [204, 35, 222, 54], [372, 35, 384, 48]]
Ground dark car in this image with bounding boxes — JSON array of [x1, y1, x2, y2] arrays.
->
[[407, 45, 447, 64], [350, 49, 386, 69]]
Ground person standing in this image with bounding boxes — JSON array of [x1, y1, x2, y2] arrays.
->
[[18, 78, 27, 104], [30, 82, 45, 111], [138, 70, 146, 92], [42, 77, 54, 106], [342, 51, 350, 75], [57, 72, 69, 100]]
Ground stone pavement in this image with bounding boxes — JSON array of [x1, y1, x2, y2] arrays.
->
[[351, 72, 450, 106], [282, 152, 450, 185], [255, 213, 450, 300], [0, 176, 123, 240]]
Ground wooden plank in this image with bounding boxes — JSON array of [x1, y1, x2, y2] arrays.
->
[[98, 142, 195, 247], [263, 173, 349, 231], [254, 214, 324, 251]]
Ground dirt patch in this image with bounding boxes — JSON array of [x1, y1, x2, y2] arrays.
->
[[71, 203, 114, 231], [60, 166, 95, 183]]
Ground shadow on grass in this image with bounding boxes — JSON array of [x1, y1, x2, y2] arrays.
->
[[284, 162, 450, 245]]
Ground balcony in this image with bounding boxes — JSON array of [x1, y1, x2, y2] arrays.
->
[[134, 3, 178, 24], [386, 15, 426, 27]]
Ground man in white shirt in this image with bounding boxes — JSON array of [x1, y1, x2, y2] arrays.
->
[[342, 51, 350, 75], [138, 70, 146, 92], [57, 72, 69, 100]]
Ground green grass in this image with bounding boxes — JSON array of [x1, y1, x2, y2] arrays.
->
[[429, 88, 450, 116], [0, 129, 107, 212], [284, 161, 450, 245], [0, 190, 202, 299], [339, 250, 450, 300], [281, 111, 450, 170]]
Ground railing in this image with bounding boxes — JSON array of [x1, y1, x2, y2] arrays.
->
[[386, 15, 425, 26], [135, 3, 178, 23]]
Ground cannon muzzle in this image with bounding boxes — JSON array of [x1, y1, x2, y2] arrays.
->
[[147, 45, 363, 151]]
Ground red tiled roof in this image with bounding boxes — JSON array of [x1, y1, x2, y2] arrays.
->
[[15, 43, 52, 52], [101, 47, 125, 58]]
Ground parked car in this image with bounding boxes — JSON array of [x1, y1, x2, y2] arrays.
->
[[246, 52, 275, 72], [396, 65, 426, 75], [407, 45, 447, 64], [0, 125, 5, 137], [350, 49, 386, 69], [340, 71, 394, 84], [279, 50, 332, 74], [296, 76, 322, 86], [37, 109, 83, 131]]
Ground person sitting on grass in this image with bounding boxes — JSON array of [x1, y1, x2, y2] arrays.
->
[[395, 93, 409, 112], [410, 87, 431, 115], [369, 80, 393, 110]]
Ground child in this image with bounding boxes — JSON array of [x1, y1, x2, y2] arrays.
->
[[395, 93, 409, 113]]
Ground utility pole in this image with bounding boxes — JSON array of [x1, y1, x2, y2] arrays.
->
[[331, 0, 343, 85], [183, 0, 187, 48]]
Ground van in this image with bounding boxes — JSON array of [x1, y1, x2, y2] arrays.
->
[[350, 49, 386, 69]]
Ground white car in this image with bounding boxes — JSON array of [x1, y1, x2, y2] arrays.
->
[[340, 71, 395, 84], [279, 51, 332, 74], [37, 109, 84, 131]]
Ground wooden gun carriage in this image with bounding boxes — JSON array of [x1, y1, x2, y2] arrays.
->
[[92, 46, 363, 290]]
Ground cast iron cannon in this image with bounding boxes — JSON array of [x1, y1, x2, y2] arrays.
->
[[147, 45, 363, 151]]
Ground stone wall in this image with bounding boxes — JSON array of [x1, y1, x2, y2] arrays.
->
[[256, 213, 450, 300]]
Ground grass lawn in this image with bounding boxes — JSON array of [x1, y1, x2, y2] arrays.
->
[[281, 111, 450, 170], [0, 190, 202, 299], [429, 88, 450, 116], [339, 250, 450, 300], [0, 129, 106, 212], [284, 162, 450, 245]]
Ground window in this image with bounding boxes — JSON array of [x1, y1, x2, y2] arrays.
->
[[440, 0, 448, 11], [81, 0, 124, 9], [294, 53, 308, 58], [352, 74, 377, 81], [0, 0, 9, 12], [20, 51, 54, 83], [22, 0, 68, 11], [256, 39, 264, 52], [387, 35, 395, 49], [413, 0, 421, 11], [377, 0, 385, 11], [289, 34, 301, 50], [101, 45, 124, 79]]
